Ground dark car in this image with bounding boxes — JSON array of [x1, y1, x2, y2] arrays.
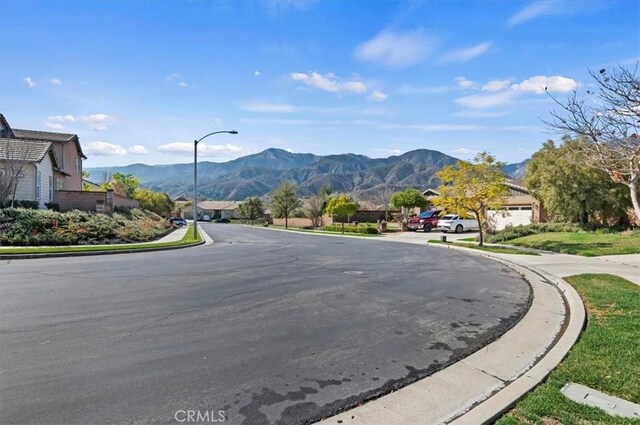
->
[[407, 210, 442, 232], [215, 218, 230, 223], [169, 217, 187, 226]]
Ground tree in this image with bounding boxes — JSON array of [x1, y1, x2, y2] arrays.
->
[[526, 138, 629, 224], [81, 170, 94, 191], [390, 188, 427, 222], [101, 172, 139, 198], [134, 189, 175, 216], [546, 63, 640, 220], [270, 181, 301, 229], [239, 197, 264, 225], [304, 196, 323, 228], [0, 140, 30, 207], [433, 153, 509, 246], [372, 187, 393, 221], [325, 194, 359, 233]]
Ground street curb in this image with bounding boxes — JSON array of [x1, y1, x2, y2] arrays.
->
[[0, 239, 205, 260], [317, 241, 585, 425], [0, 227, 206, 260]]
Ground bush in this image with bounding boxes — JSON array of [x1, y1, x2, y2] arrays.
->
[[45, 202, 60, 211], [323, 224, 379, 234], [2, 200, 40, 209], [0, 208, 172, 246], [486, 222, 585, 243]]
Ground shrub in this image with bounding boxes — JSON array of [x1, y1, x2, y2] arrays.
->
[[0, 208, 171, 246], [323, 224, 378, 234], [2, 200, 40, 209], [486, 222, 585, 243], [45, 202, 60, 211]]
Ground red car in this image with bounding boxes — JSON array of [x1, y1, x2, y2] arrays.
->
[[407, 210, 442, 232]]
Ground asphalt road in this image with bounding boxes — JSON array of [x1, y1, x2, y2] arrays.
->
[[0, 224, 531, 425]]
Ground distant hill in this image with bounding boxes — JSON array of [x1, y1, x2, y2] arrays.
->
[[503, 159, 529, 180], [87, 148, 528, 200]]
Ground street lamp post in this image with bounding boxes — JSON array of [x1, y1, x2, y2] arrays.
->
[[193, 130, 238, 239]]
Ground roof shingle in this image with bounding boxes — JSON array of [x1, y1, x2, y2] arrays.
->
[[0, 138, 53, 163]]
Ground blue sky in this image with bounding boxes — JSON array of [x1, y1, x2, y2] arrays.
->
[[1, 0, 638, 168]]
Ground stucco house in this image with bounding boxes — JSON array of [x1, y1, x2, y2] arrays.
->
[[422, 179, 547, 231]]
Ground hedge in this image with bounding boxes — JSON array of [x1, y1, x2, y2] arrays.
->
[[323, 224, 379, 234], [486, 222, 585, 243]]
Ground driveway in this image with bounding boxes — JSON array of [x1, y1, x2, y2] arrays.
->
[[0, 224, 530, 425]]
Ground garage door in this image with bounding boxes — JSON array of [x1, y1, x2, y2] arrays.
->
[[489, 207, 533, 231]]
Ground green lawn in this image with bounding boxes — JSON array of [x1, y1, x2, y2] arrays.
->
[[0, 225, 202, 255], [498, 274, 640, 425], [428, 240, 540, 255], [507, 232, 640, 256]]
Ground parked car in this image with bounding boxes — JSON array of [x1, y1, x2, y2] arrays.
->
[[407, 210, 442, 232], [436, 215, 479, 233], [215, 218, 230, 223], [169, 217, 187, 226], [202, 215, 211, 221]]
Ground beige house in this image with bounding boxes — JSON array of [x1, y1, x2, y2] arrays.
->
[[422, 179, 547, 231], [0, 138, 59, 208]]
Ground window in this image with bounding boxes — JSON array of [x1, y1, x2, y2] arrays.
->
[[36, 171, 42, 201], [56, 178, 64, 190], [49, 176, 53, 201], [77, 158, 82, 173]]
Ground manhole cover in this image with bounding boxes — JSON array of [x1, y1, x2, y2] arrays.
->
[[343, 270, 364, 275]]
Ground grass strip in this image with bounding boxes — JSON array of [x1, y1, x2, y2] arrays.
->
[[0, 226, 201, 255], [507, 232, 640, 256], [427, 240, 540, 255], [267, 225, 380, 237], [497, 274, 640, 424]]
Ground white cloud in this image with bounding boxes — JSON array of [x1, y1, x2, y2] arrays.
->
[[290, 72, 367, 95], [23, 76, 36, 88], [510, 75, 577, 94], [354, 29, 437, 68], [179, 82, 189, 88], [395, 85, 450, 95], [46, 123, 65, 130], [455, 77, 478, 89], [50, 78, 62, 85], [80, 113, 115, 131], [507, 0, 565, 26], [166, 73, 180, 81], [440, 42, 492, 63], [128, 145, 148, 155], [367, 90, 388, 103], [242, 118, 327, 126], [239, 101, 297, 113], [212, 117, 223, 125], [379, 123, 484, 132], [84, 141, 128, 157], [482, 79, 513, 92], [455, 91, 517, 109], [158, 142, 242, 157], [48, 114, 76, 123], [254, 70, 261, 77], [453, 147, 477, 155]]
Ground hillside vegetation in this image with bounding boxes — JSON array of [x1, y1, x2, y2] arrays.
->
[[0, 208, 172, 246]]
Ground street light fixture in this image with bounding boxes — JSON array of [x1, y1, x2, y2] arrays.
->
[[193, 130, 238, 238]]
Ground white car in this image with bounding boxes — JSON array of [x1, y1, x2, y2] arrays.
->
[[436, 214, 479, 233]]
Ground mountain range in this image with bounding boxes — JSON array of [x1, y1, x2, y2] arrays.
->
[[87, 148, 529, 201]]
